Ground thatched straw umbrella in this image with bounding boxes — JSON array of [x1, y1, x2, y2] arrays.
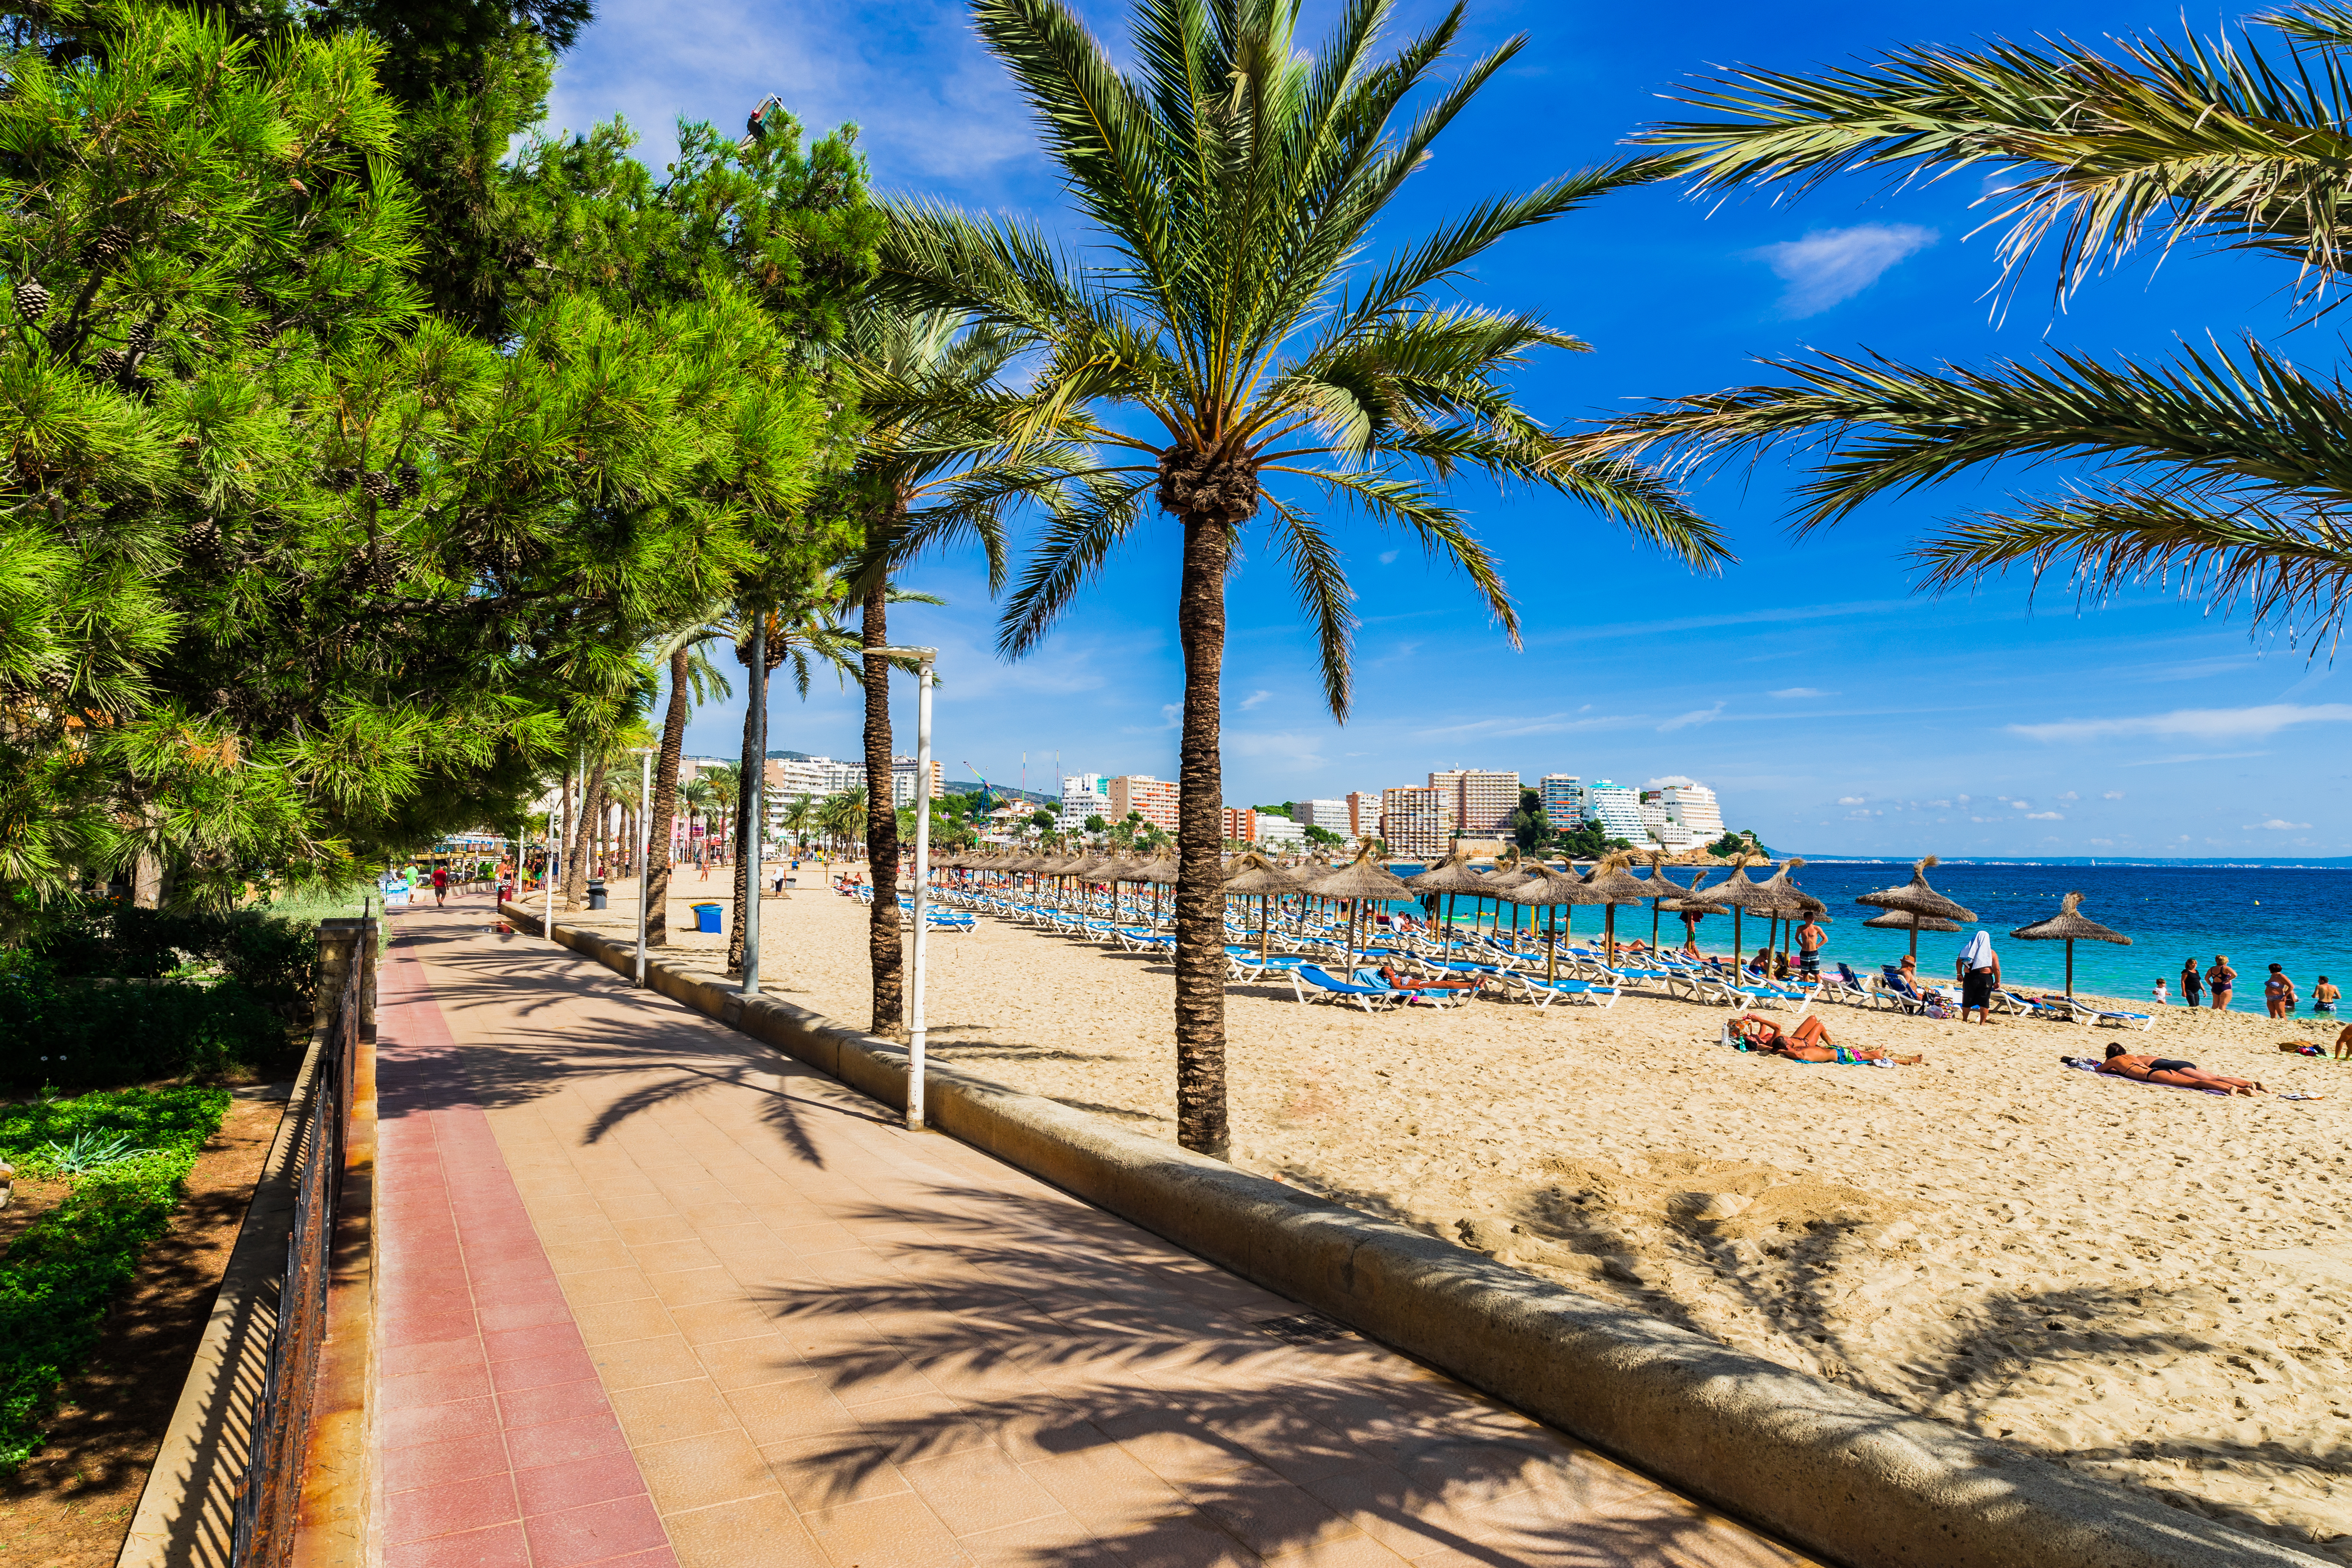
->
[[1223, 852, 1306, 962], [1302, 846, 1414, 974], [1683, 854, 1779, 971], [1403, 848, 1493, 946], [1749, 856, 1827, 969], [1638, 854, 1699, 951], [1855, 856, 1978, 960], [2009, 890, 2130, 998], [1864, 909, 1958, 935], [1495, 866, 1602, 983], [1579, 853, 1677, 967]]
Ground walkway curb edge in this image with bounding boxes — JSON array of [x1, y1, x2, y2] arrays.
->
[[500, 903, 2322, 1568]]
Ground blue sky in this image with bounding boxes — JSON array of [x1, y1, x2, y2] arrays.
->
[[549, 0, 2352, 858]]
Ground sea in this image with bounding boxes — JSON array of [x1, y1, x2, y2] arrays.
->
[[1379, 859, 2352, 1009]]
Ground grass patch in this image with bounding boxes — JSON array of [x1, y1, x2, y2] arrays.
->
[[0, 1085, 231, 1475]]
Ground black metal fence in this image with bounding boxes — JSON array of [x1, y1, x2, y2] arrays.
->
[[230, 935, 363, 1566]]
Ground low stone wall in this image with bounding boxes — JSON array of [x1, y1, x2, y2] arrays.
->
[[501, 903, 2326, 1568]]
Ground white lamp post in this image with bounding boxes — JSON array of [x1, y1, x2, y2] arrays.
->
[[869, 645, 936, 1130], [628, 746, 654, 985]]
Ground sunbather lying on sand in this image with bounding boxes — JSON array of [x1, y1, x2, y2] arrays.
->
[[1729, 1014, 1923, 1065], [2100, 1044, 2265, 1095], [1379, 965, 1476, 994]]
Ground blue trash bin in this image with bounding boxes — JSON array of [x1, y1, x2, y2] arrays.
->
[[691, 902, 723, 933]]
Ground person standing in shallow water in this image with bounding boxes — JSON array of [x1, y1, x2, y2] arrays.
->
[[2181, 957, 2203, 1009], [2206, 955, 2237, 1012]]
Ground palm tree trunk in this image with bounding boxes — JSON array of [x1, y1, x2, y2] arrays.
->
[[862, 574, 904, 1035], [1173, 516, 1230, 1159], [727, 680, 762, 975], [566, 755, 606, 907]]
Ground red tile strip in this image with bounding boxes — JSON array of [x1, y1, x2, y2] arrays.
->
[[376, 932, 679, 1568]]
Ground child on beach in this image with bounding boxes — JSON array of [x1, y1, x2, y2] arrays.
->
[[2315, 976, 2339, 1016], [2152, 977, 2169, 1006]]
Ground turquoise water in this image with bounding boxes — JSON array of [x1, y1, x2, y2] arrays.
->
[[1379, 861, 2351, 1009]]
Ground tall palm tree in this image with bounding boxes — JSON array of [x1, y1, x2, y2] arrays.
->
[[643, 627, 734, 944], [680, 776, 715, 866], [880, 0, 1728, 1156], [1583, 2, 2352, 641], [842, 307, 1074, 1037]]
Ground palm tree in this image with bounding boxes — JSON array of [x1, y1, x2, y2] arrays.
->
[[703, 762, 741, 866], [1583, 3, 2352, 641], [879, 0, 1728, 1156], [680, 776, 715, 868], [817, 787, 867, 858], [781, 792, 817, 851], [643, 627, 734, 943], [842, 307, 1072, 1037]]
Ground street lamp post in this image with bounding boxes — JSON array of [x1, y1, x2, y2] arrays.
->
[[741, 613, 767, 998], [869, 645, 936, 1130], [628, 747, 654, 985]]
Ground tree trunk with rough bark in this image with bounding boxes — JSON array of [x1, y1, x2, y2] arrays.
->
[[1172, 514, 1231, 1159], [565, 755, 605, 906], [646, 647, 689, 945], [726, 635, 765, 974], [862, 576, 904, 1035]]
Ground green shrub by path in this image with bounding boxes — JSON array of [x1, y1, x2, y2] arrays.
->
[[0, 1086, 232, 1476], [0, 971, 292, 1092]]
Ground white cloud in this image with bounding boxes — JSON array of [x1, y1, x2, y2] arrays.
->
[[2088, 838, 2114, 846], [2245, 818, 2313, 830], [2009, 702, 2352, 744], [1657, 702, 1726, 733], [2058, 791, 2079, 802], [1643, 775, 1702, 790], [1238, 689, 1273, 711], [2010, 800, 2031, 810], [2102, 790, 2125, 799], [2024, 811, 2063, 820], [1836, 796, 1865, 805], [1749, 224, 1938, 317], [1956, 793, 1970, 805], [2120, 750, 2271, 767], [1377, 549, 1400, 565], [1925, 799, 1952, 808], [1768, 687, 1835, 699]]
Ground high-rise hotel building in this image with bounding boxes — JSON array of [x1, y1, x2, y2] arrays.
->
[[1428, 769, 1520, 836]]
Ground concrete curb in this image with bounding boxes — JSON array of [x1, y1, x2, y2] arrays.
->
[[502, 903, 2325, 1568]]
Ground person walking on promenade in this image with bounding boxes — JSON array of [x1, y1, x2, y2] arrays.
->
[[2266, 964, 2297, 1019], [1955, 928, 2001, 1024], [1796, 915, 1826, 980], [431, 861, 449, 908], [2181, 957, 2203, 1009], [2206, 955, 2237, 1011]]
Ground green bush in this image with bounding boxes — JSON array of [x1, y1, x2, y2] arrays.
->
[[0, 969, 293, 1092], [0, 1086, 231, 1475]]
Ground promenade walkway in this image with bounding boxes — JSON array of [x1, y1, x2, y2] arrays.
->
[[372, 897, 1810, 1568]]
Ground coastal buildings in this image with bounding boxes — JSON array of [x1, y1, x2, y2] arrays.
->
[[1659, 781, 1724, 841], [1584, 781, 1649, 844], [761, 754, 937, 806], [1107, 775, 1180, 833], [1346, 791, 1383, 839], [1059, 773, 1110, 829], [1429, 769, 1519, 835], [1380, 786, 1453, 860], [1538, 774, 1583, 827], [1221, 806, 1257, 843], [1257, 815, 1307, 848], [1291, 799, 1349, 833]]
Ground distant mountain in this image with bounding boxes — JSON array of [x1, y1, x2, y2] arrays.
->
[[1793, 852, 2352, 868], [766, 749, 816, 761], [946, 779, 1055, 805]]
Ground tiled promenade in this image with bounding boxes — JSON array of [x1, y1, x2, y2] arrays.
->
[[372, 898, 1811, 1568]]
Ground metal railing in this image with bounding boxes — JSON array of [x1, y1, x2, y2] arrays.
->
[[229, 936, 363, 1567]]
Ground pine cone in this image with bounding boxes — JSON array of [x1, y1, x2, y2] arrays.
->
[[125, 321, 155, 354], [13, 280, 49, 321], [183, 517, 222, 563], [92, 348, 128, 381], [362, 470, 397, 503], [82, 225, 131, 264], [369, 555, 400, 591], [321, 467, 358, 493], [394, 462, 420, 501]]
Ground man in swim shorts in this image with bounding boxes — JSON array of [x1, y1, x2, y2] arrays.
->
[[2099, 1043, 2264, 1095]]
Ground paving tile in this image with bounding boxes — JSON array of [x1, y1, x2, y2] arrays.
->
[[632, 1428, 779, 1516], [610, 1377, 740, 1446], [382, 1431, 511, 1495], [666, 1296, 779, 1347], [759, 1432, 912, 1512], [630, 1239, 724, 1275], [522, 1494, 671, 1568], [489, 1346, 601, 1394], [383, 1395, 502, 1452], [722, 1374, 865, 1445], [955, 1510, 1120, 1567], [484, 1320, 588, 1364], [382, 1520, 531, 1568], [573, 1298, 683, 1347], [647, 1267, 741, 1309], [381, 1334, 490, 1381], [661, 1495, 829, 1568], [381, 1363, 494, 1413], [512, 1452, 652, 1518], [593, 1334, 711, 1392], [900, 1444, 1065, 1537], [503, 1412, 633, 1472], [692, 1333, 812, 1392], [499, 1377, 613, 1430], [800, 1492, 974, 1568], [384, 1473, 520, 1545], [1022, 1445, 1187, 1528]]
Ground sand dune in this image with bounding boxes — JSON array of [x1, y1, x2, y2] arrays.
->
[[570, 868, 2352, 1561]]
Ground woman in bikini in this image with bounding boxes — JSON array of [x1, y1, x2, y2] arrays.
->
[[1730, 1014, 1922, 1065], [2099, 1043, 2264, 1095]]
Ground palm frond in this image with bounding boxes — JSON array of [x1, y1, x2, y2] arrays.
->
[[994, 475, 1152, 659], [1263, 500, 1358, 720]]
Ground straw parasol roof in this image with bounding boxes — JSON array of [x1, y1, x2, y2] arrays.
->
[[1681, 855, 1779, 912], [1854, 855, 1977, 923], [1579, 852, 1671, 907], [1749, 856, 1827, 917], [1222, 852, 1306, 895], [1493, 866, 1600, 906], [1129, 854, 1181, 885], [1303, 845, 1414, 900], [1400, 847, 1492, 895], [2010, 891, 2130, 947], [1864, 910, 1958, 933]]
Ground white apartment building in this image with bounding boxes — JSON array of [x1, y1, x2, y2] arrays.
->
[[1429, 769, 1519, 835], [1659, 781, 1725, 840], [1291, 799, 1349, 833], [891, 756, 944, 806], [1256, 815, 1307, 848], [1538, 775, 1583, 826], [1059, 772, 1110, 829], [1584, 780, 1650, 845], [1107, 775, 1180, 833], [1380, 786, 1454, 860]]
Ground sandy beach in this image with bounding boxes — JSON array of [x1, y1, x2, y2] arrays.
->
[[552, 866, 2352, 1560]]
